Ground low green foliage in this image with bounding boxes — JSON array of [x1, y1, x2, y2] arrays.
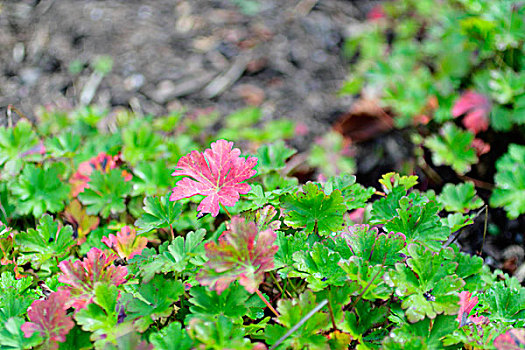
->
[[1, 4, 524, 345], [341, 0, 525, 219]]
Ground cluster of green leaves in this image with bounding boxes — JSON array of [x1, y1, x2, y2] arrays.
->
[[342, 0, 525, 218], [0, 103, 523, 349]]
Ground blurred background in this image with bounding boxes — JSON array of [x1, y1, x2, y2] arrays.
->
[[0, 0, 379, 137]]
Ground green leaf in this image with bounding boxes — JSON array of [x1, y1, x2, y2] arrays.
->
[[438, 182, 483, 212], [384, 192, 451, 250], [440, 213, 475, 233], [339, 258, 391, 301], [424, 123, 477, 175], [130, 229, 207, 283], [0, 183, 15, 223], [45, 132, 81, 158], [11, 164, 70, 217], [121, 118, 166, 166], [383, 314, 458, 349], [264, 290, 330, 350], [490, 144, 525, 219], [481, 279, 525, 324], [149, 322, 193, 350], [281, 182, 346, 236], [451, 246, 486, 291], [342, 300, 389, 348], [188, 315, 256, 350], [274, 231, 310, 274], [131, 160, 173, 196], [75, 284, 122, 347], [256, 141, 297, 174], [124, 275, 184, 331], [17, 214, 75, 268], [0, 317, 42, 350], [292, 242, 348, 291], [162, 229, 207, 273], [135, 194, 182, 234], [0, 272, 36, 308], [324, 175, 375, 210], [58, 326, 92, 350], [338, 224, 407, 267], [187, 284, 252, 323], [370, 186, 407, 223], [78, 168, 132, 218], [385, 245, 464, 323], [0, 120, 39, 179], [379, 172, 418, 194]]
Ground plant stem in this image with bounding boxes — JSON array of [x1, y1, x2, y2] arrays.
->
[[269, 271, 290, 298], [169, 224, 175, 241], [327, 288, 338, 331], [219, 203, 232, 218], [287, 277, 299, 294], [255, 289, 280, 318], [348, 251, 387, 312]]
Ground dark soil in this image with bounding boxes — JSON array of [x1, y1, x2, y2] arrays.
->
[[0, 0, 523, 280], [1, 0, 377, 140]]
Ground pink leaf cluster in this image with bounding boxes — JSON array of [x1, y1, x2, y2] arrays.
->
[[170, 140, 257, 217], [494, 328, 525, 350], [197, 216, 278, 294], [102, 225, 148, 259], [21, 290, 74, 348], [58, 247, 127, 310], [452, 91, 491, 134], [70, 152, 132, 197], [457, 291, 489, 327]]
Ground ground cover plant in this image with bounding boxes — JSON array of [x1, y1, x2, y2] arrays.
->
[[0, 101, 524, 349], [342, 0, 525, 218], [1, 0, 524, 348]]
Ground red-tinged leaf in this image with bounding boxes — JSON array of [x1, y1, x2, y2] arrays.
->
[[494, 329, 525, 350], [21, 290, 75, 349], [197, 216, 278, 294], [170, 139, 257, 217], [457, 291, 488, 327], [0, 221, 14, 265], [102, 225, 148, 260], [58, 247, 127, 310], [367, 4, 386, 21], [63, 199, 100, 245], [472, 138, 491, 156], [70, 152, 132, 197], [452, 91, 491, 134]]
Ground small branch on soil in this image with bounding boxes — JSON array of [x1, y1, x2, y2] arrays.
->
[[478, 205, 489, 256], [202, 52, 253, 98], [458, 175, 495, 191]]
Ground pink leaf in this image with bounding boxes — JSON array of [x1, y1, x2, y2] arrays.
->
[[471, 138, 491, 156], [367, 5, 386, 21], [452, 91, 491, 134], [494, 329, 525, 350], [21, 290, 74, 348], [197, 216, 278, 294], [170, 140, 257, 217], [102, 226, 148, 260], [457, 291, 489, 327], [58, 247, 127, 310]]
